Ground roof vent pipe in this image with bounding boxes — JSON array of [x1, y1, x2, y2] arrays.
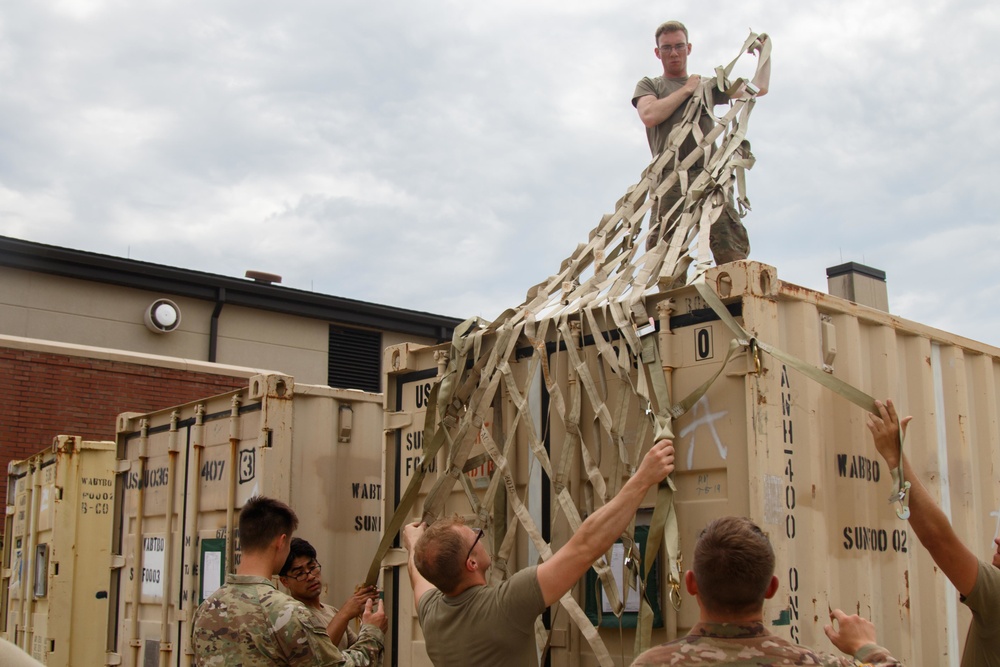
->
[[245, 270, 282, 285], [826, 262, 889, 312]]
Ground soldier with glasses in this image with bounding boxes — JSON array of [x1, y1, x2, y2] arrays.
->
[[279, 537, 381, 653]]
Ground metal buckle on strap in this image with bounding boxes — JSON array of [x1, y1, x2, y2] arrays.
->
[[635, 317, 656, 338], [668, 553, 684, 610], [668, 579, 682, 610], [623, 543, 637, 571], [890, 481, 912, 520], [748, 338, 762, 374]]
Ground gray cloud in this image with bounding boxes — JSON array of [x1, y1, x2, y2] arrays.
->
[[1, 1, 998, 345]]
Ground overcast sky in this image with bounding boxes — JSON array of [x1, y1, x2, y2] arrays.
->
[[2, 2, 999, 347]]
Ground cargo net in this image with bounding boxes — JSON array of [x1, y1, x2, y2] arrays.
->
[[370, 32, 773, 665]]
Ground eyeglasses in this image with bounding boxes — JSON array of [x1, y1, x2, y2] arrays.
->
[[465, 528, 484, 562], [657, 43, 688, 54], [286, 561, 322, 582]]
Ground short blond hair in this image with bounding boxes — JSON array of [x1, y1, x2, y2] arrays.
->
[[655, 21, 688, 44], [414, 517, 469, 594]]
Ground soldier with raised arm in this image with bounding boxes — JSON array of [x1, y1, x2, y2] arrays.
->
[[402, 438, 676, 667], [868, 399, 1000, 667]]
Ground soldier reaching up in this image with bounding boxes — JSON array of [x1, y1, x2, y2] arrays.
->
[[867, 399, 1000, 667]]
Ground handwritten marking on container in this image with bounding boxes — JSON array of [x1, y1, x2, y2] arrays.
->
[[679, 395, 729, 469], [238, 449, 255, 483], [694, 473, 722, 496]]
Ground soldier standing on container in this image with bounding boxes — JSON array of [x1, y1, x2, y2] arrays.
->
[[631, 516, 904, 666], [279, 537, 380, 653], [192, 496, 386, 666], [632, 20, 770, 263], [868, 399, 1000, 667], [401, 438, 676, 667]]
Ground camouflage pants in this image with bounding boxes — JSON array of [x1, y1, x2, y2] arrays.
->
[[647, 180, 750, 264]]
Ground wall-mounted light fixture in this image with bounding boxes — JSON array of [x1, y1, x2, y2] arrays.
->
[[144, 298, 182, 334]]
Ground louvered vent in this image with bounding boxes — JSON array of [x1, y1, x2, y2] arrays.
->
[[328, 326, 382, 392]]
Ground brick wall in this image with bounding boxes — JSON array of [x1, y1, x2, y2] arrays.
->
[[0, 347, 248, 516]]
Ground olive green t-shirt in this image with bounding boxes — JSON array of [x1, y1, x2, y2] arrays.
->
[[417, 566, 546, 667], [960, 559, 1000, 667], [631, 75, 729, 162]]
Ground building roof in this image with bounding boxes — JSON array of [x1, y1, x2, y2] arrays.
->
[[0, 235, 461, 341]]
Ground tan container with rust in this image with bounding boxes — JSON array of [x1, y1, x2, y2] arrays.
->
[[107, 374, 385, 667], [381, 260, 1000, 667], [1, 436, 117, 666]]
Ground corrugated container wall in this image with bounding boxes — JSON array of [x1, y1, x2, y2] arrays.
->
[[381, 261, 1000, 667], [1, 436, 117, 666], [107, 374, 385, 667]]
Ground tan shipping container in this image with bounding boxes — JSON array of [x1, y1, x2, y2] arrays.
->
[[381, 260, 1000, 667], [1, 436, 117, 666], [107, 374, 385, 667]]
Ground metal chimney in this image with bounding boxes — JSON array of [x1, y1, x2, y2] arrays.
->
[[826, 262, 888, 312]]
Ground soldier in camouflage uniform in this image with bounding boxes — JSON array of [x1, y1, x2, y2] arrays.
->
[[279, 537, 380, 653], [192, 496, 386, 666], [631, 516, 904, 666]]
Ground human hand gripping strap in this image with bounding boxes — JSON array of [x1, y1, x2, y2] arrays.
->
[[887, 428, 911, 520]]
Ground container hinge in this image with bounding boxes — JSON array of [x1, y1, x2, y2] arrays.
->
[[115, 459, 132, 474], [106, 652, 123, 666], [111, 554, 126, 569], [384, 412, 413, 431]]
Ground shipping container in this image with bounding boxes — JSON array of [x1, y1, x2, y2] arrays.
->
[[1, 436, 117, 666], [107, 374, 386, 667], [381, 259, 1000, 667]]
